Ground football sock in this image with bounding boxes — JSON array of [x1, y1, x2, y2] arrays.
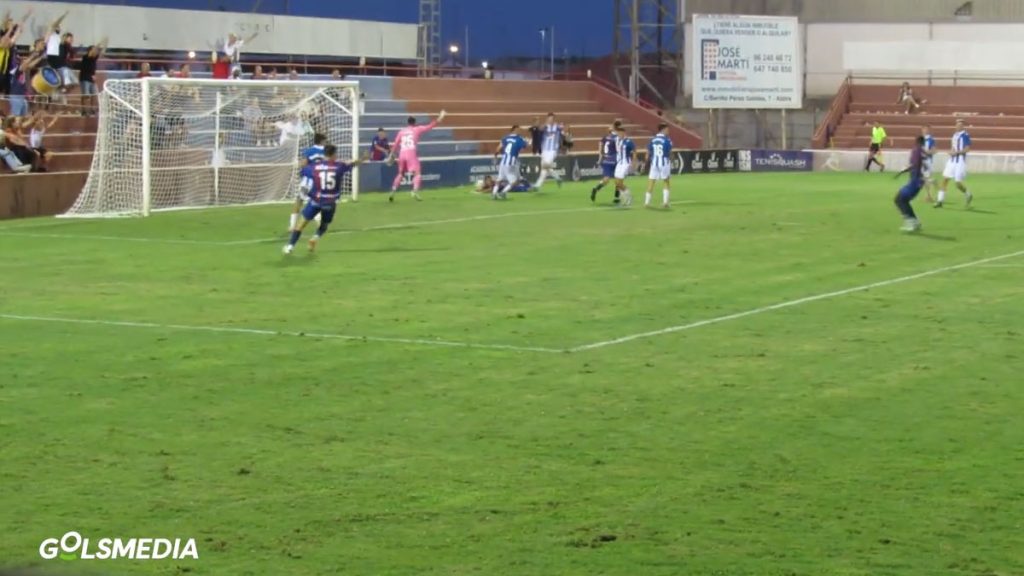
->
[[592, 182, 606, 193], [288, 229, 301, 246], [288, 213, 298, 230], [391, 172, 403, 191], [663, 189, 670, 205], [412, 174, 422, 191], [937, 189, 946, 203], [536, 172, 546, 188], [645, 191, 652, 205], [316, 221, 329, 236]]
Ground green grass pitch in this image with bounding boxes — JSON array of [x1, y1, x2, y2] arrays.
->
[[2, 172, 1023, 575]]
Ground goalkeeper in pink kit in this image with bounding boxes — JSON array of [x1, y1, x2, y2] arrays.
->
[[388, 110, 446, 202]]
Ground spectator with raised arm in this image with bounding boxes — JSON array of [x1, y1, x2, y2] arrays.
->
[[223, 31, 258, 77], [78, 36, 106, 116], [8, 49, 45, 117], [4, 116, 40, 171], [1, 9, 32, 98], [44, 11, 70, 106]]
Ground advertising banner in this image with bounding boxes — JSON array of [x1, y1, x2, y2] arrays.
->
[[750, 149, 813, 172], [692, 14, 802, 109]]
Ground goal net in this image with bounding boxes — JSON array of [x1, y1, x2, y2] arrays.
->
[[64, 78, 360, 217]]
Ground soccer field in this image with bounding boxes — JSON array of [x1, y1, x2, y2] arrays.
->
[[2, 172, 1023, 575]]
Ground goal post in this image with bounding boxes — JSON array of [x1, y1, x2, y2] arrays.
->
[[64, 77, 361, 217]]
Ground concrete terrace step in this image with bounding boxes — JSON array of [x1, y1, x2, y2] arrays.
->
[[849, 103, 1024, 116], [831, 138, 1024, 152], [842, 112, 1024, 127], [834, 125, 1024, 140]]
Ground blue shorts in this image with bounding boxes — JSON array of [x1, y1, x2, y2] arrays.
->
[[601, 164, 616, 178], [898, 181, 923, 201], [302, 203, 336, 224]]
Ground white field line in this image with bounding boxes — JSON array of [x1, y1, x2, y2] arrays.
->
[[0, 206, 616, 246], [976, 263, 1024, 268], [570, 248, 1024, 352], [0, 314, 564, 354]]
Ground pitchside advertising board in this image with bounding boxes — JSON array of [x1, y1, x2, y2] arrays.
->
[[693, 14, 802, 109], [357, 149, 811, 192]]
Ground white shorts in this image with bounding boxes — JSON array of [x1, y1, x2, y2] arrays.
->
[[497, 162, 520, 184], [541, 150, 558, 165], [649, 164, 671, 181], [614, 163, 631, 180], [943, 160, 967, 182]]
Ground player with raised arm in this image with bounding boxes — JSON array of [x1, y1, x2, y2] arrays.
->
[[935, 118, 972, 209], [591, 121, 621, 203], [492, 125, 527, 200], [613, 125, 636, 207], [920, 125, 937, 203], [389, 110, 446, 202], [534, 113, 563, 189], [893, 135, 926, 232], [645, 123, 673, 208], [284, 145, 368, 254], [287, 133, 328, 232]]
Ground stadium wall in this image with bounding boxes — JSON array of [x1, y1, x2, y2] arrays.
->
[[1, 0, 417, 58], [683, 22, 1024, 99], [0, 173, 86, 219]]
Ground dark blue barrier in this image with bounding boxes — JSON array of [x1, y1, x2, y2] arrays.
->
[[750, 150, 813, 172], [359, 154, 606, 192]]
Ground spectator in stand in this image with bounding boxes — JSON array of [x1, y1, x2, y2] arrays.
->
[[8, 49, 45, 117], [331, 69, 342, 80], [370, 127, 390, 161], [0, 132, 32, 172], [243, 97, 265, 146], [267, 68, 278, 81], [45, 12, 71, 108], [1, 9, 33, 98], [23, 111, 56, 171], [897, 82, 926, 115], [223, 31, 259, 77], [178, 63, 191, 78], [251, 64, 265, 80], [78, 36, 107, 117], [288, 68, 299, 81], [4, 116, 40, 171], [137, 62, 151, 78]]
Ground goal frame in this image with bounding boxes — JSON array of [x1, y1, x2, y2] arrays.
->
[[72, 77, 361, 217]]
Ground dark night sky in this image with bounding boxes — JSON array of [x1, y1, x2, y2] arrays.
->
[[62, 0, 615, 60]]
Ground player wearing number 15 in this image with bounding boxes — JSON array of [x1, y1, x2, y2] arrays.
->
[[646, 123, 673, 209], [283, 145, 368, 255], [389, 110, 447, 202]]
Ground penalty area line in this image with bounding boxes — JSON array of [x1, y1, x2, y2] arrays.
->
[[570, 248, 1024, 352], [0, 314, 565, 354]]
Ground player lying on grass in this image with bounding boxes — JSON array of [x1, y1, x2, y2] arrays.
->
[[613, 125, 636, 207], [283, 145, 368, 254], [288, 133, 328, 231], [475, 175, 532, 194], [389, 110, 446, 202], [591, 121, 622, 203], [892, 135, 926, 232], [492, 125, 527, 200], [645, 122, 673, 209]]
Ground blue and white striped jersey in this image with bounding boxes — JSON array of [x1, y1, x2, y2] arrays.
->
[[616, 137, 636, 166], [541, 124, 563, 153], [499, 134, 527, 166], [648, 133, 673, 168], [950, 130, 971, 162]]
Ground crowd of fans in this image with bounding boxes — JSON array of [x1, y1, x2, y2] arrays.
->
[[0, 8, 348, 174]]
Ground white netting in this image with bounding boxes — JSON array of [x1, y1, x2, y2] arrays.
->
[[65, 78, 359, 217]]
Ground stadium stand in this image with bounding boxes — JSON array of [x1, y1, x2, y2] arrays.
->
[[815, 83, 1024, 151]]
